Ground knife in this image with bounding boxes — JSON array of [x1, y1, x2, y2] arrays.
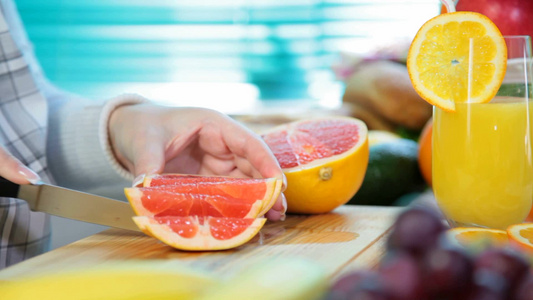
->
[[0, 177, 140, 232]]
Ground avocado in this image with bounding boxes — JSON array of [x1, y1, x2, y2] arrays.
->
[[348, 138, 426, 206]]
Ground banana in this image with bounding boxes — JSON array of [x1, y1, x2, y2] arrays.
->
[[1, 260, 217, 300]]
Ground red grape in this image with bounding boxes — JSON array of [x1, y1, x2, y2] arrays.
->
[[422, 245, 474, 297], [326, 270, 384, 300], [378, 251, 427, 300], [474, 248, 530, 295], [514, 272, 533, 300], [387, 207, 446, 256]]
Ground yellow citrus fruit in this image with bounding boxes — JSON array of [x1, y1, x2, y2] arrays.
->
[[407, 11, 507, 111], [133, 216, 266, 251], [446, 227, 508, 248], [262, 117, 369, 214], [507, 223, 533, 255], [2, 261, 217, 300]]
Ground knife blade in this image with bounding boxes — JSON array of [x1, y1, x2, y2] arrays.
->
[[0, 177, 140, 232]]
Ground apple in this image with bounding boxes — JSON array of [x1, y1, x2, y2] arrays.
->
[[454, 0, 533, 38]]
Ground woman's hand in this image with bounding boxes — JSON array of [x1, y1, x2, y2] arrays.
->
[[0, 146, 41, 184], [108, 104, 287, 220]]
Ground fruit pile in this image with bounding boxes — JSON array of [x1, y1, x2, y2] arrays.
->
[[325, 207, 533, 300]]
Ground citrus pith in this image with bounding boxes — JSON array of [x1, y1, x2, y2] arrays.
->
[[262, 117, 369, 214], [407, 11, 507, 111]]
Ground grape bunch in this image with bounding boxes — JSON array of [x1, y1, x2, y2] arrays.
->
[[325, 206, 533, 300]]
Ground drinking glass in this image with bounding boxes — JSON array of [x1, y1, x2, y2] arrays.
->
[[432, 36, 533, 230]]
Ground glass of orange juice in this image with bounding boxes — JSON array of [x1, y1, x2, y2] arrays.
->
[[433, 36, 533, 230]]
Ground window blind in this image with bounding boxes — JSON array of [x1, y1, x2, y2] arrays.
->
[[15, 0, 440, 111]]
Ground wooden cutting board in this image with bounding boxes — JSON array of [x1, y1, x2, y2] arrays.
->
[[0, 205, 401, 281]]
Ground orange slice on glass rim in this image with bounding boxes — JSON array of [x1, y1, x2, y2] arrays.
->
[[507, 223, 533, 255], [446, 227, 509, 249], [407, 11, 507, 111]]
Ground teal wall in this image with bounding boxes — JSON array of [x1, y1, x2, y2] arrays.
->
[[15, 0, 439, 102]]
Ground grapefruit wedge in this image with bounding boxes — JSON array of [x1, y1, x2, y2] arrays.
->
[[133, 216, 266, 251], [262, 116, 369, 214], [124, 174, 282, 251]]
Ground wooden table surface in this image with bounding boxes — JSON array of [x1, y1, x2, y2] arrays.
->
[[0, 205, 401, 281]]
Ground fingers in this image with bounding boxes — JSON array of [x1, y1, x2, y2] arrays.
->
[[0, 147, 40, 184], [220, 117, 284, 180], [265, 193, 287, 221], [130, 137, 166, 184]]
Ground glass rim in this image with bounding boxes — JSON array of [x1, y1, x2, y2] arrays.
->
[[503, 35, 532, 40]]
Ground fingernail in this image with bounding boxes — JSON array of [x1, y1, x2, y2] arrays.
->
[[282, 174, 288, 191], [281, 194, 288, 214], [18, 166, 41, 184], [132, 174, 146, 187], [279, 213, 286, 222]]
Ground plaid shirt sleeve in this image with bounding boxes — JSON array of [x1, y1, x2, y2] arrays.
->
[[0, 1, 150, 269], [0, 5, 52, 269]]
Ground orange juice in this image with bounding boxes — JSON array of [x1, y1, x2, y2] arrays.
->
[[433, 97, 533, 229]]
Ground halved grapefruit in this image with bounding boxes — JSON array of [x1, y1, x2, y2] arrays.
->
[[133, 216, 266, 251], [262, 116, 369, 214]]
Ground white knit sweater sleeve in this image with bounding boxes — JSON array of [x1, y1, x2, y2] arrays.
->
[[46, 92, 148, 201]]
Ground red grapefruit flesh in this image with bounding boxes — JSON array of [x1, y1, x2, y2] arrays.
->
[[125, 187, 264, 219], [133, 216, 266, 251], [263, 117, 363, 169], [140, 174, 282, 216]]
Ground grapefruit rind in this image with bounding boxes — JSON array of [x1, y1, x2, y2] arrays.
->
[[257, 178, 283, 216], [262, 116, 369, 214], [133, 216, 266, 251], [125, 187, 153, 217], [407, 12, 507, 112]]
